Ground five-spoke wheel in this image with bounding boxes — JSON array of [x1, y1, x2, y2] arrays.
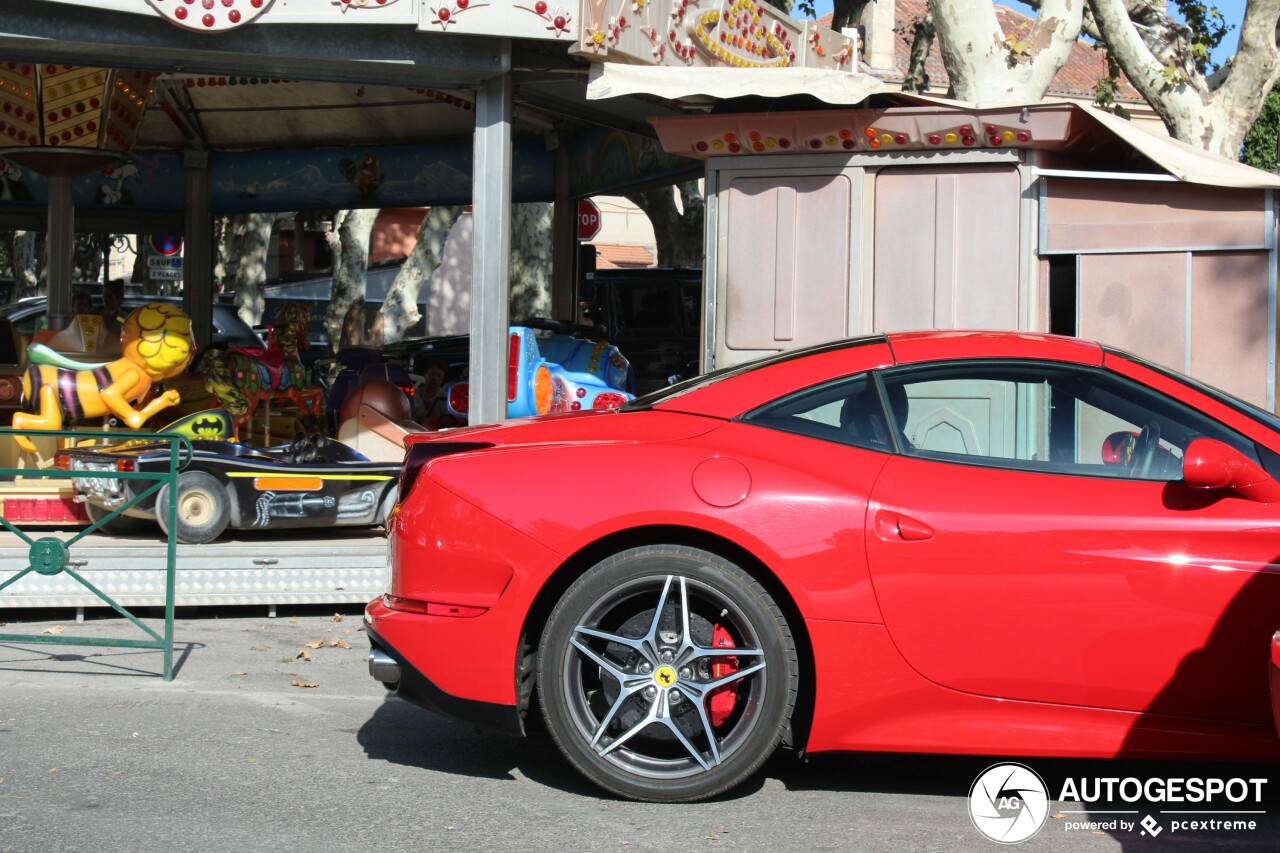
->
[[538, 545, 796, 802]]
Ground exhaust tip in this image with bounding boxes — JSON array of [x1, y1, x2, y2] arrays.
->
[[367, 647, 402, 685]]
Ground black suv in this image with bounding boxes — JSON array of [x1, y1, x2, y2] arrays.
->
[[583, 268, 701, 395]]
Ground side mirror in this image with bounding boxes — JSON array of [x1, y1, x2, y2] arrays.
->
[[1182, 437, 1280, 502]]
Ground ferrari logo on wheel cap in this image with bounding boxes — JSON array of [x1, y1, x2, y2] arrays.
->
[[654, 665, 676, 687]]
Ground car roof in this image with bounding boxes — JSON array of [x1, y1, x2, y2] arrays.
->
[[885, 330, 1103, 366], [647, 330, 1105, 420]]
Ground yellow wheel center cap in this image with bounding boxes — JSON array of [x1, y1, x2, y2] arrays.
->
[[654, 665, 677, 687]]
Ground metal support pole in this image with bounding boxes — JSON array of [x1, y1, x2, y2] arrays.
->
[[470, 49, 513, 426], [551, 143, 575, 322], [184, 151, 214, 350], [46, 174, 74, 326]]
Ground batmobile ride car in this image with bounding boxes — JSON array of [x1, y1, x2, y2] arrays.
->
[[59, 406, 401, 544], [365, 330, 1280, 803]]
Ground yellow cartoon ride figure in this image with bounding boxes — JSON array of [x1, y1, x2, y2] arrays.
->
[[12, 302, 195, 453]]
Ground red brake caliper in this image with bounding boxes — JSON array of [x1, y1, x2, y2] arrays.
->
[[708, 624, 739, 727]]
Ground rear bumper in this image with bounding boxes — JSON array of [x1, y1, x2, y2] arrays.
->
[[363, 611, 523, 736]]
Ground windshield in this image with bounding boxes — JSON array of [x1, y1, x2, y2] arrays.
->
[[624, 335, 888, 410]]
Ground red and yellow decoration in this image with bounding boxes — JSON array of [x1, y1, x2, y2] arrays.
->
[[650, 108, 1061, 160], [0, 64, 155, 151]]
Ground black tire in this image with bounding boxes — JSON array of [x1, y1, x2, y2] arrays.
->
[[85, 501, 152, 536], [537, 545, 797, 803], [155, 471, 231, 544]]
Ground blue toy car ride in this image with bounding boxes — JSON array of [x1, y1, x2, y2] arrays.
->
[[446, 320, 635, 421]]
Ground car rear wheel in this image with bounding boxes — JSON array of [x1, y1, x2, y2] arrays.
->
[[537, 545, 797, 802], [85, 501, 151, 536], [155, 471, 231, 544]]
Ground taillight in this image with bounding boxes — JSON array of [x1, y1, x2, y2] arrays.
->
[[533, 365, 553, 415], [447, 382, 469, 415], [116, 458, 135, 473], [592, 392, 628, 410], [0, 376, 17, 401], [397, 382, 414, 399], [54, 452, 70, 471], [507, 333, 521, 402]]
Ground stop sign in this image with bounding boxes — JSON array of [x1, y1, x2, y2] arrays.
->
[[577, 199, 602, 241]]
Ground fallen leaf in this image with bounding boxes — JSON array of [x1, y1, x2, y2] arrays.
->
[[296, 650, 312, 661], [328, 638, 351, 649], [291, 679, 318, 689], [357, 626, 365, 632], [42, 626, 65, 635], [1051, 814, 1066, 820], [49, 768, 57, 774], [88, 653, 101, 658], [1091, 831, 1105, 836], [304, 640, 324, 649], [331, 613, 344, 623], [335, 586, 345, 591], [288, 616, 297, 624], [250, 643, 270, 652], [233, 672, 247, 677]]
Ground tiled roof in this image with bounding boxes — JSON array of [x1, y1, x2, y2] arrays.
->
[[592, 244, 655, 269], [820, 2, 1142, 102]]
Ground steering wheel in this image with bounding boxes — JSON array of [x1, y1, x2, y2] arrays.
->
[[1132, 421, 1161, 478], [286, 431, 310, 464], [303, 432, 329, 464]]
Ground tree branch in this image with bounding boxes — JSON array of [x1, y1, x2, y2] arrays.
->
[[1214, 0, 1280, 115]]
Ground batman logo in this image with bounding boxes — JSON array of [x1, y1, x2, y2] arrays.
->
[[192, 416, 224, 436]]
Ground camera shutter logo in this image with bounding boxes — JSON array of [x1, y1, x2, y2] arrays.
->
[[969, 763, 1050, 843]]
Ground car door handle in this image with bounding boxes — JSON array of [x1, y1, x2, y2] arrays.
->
[[874, 510, 934, 542]]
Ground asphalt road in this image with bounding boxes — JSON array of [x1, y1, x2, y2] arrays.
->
[[0, 608, 1277, 853]]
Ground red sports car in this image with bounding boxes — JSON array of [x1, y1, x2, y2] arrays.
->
[[365, 330, 1280, 802]]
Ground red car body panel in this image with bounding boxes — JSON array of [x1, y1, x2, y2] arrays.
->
[[867, 454, 1280, 723], [806, 620, 1276, 758], [1272, 633, 1280, 739], [368, 331, 1280, 761]]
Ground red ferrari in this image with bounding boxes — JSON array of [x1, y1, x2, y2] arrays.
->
[[365, 331, 1280, 802]]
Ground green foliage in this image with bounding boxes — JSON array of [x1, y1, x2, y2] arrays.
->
[[796, 0, 815, 18], [1171, 0, 1230, 75], [1241, 85, 1280, 171]]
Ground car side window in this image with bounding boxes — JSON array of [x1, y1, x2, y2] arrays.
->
[[741, 373, 894, 452], [879, 361, 1259, 481]]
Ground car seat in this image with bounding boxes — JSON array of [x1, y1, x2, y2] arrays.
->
[[31, 314, 121, 358], [335, 378, 425, 462]]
